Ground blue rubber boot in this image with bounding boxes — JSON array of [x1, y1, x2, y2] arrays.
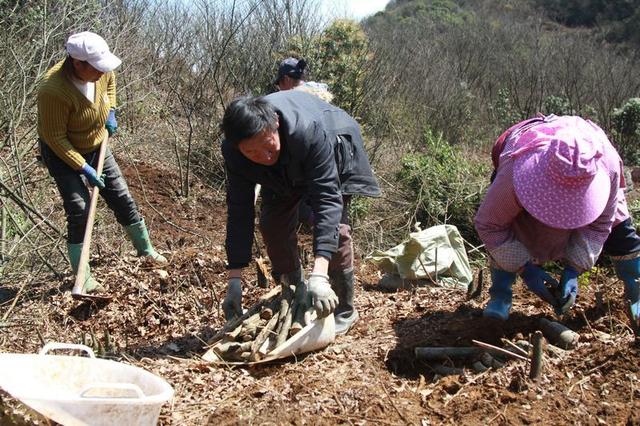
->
[[614, 257, 640, 325], [483, 267, 516, 320], [124, 219, 167, 264]]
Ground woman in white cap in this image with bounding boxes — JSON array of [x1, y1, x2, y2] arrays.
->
[[37, 31, 166, 294], [475, 115, 640, 332]]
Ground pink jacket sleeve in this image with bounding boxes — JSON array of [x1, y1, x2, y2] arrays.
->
[[474, 158, 531, 272]]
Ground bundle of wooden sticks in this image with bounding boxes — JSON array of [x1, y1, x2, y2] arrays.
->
[[207, 285, 309, 362]]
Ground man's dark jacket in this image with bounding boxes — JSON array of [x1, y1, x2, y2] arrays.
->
[[222, 90, 380, 268]]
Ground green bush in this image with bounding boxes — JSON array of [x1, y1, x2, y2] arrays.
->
[[492, 88, 523, 130], [628, 198, 640, 225], [543, 95, 574, 116], [313, 20, 371, 115], [612, 98, 640, 165], [396, 127, 489, 243]]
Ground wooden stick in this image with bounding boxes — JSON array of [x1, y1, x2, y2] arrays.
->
[[434, 247, 438, 284], [471, 340, 530, 362], [224, 324, 243, 340], [206, 285, 281, 346], [417, 256, 435, 282], [256, 256, 270, 288], [237, 314, 262, 341], [273, 285, 292, 344], [276, 296, 295, 348], [414, 347, 480, 360], [529, 331, 545, 380], [501, 338, 530, 357], [72, 136, 108, 296], [290, 298, 306, 336], [211, 341, 243, 355], [250, 311, 280, 361]]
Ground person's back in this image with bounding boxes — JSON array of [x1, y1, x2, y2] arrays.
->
[[475, 114, 640, 329]]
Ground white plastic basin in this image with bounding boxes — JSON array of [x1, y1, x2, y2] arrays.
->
[[0, 343, 174, 426]]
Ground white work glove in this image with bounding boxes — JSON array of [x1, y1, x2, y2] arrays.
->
[[222, 277, 243, 321], [307, 273, 338, 318]]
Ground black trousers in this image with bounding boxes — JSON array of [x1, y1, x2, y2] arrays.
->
[[40, 141, 140, 244], [603, 218, 640, 257], [259, 192, 353, 277]]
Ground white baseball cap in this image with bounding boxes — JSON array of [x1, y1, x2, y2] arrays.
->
[[65, 31, 121, 72]]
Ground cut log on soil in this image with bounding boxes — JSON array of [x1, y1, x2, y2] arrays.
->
[[539, 318, 579, 349], [414, 347, 481, 360], [431, 363, 465, 376]]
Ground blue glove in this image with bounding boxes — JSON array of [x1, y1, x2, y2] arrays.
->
[[80, 163, 106, 189], [520, 262, 559, 306], [105, 109, 117, 136], [555, 266, 579, 315]]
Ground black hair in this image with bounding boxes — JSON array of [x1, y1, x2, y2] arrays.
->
[[221, 96, 278, 146]]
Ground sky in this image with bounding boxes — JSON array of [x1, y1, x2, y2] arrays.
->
[[322, 0, 391, 20]]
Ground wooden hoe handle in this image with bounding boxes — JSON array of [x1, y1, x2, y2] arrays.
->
[[71, 136, 108, 296]]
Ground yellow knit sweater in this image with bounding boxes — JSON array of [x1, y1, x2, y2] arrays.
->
[[37, 59, 116, 170]]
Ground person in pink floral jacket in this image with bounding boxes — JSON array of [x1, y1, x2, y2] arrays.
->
[[475, 115, 640, 329]]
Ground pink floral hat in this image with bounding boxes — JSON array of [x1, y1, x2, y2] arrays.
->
[[511, 116, 611, 230]]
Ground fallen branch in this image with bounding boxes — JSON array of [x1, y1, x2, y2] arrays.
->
[[471, 340, 530, 362], [501, 338, 530, 357], [0, 180, 62, 236]]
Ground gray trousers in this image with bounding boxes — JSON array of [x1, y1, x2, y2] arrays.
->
[[40, 141, 140, 244], [259, 192, 353, 276]]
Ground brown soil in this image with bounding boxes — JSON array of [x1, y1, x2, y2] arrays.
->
[[2, 157, 640, 425]]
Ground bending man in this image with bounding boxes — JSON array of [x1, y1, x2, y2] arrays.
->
[[220, 90, 380, 335]]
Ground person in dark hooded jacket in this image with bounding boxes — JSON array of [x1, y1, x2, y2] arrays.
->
[[220, 90, 380, 335]]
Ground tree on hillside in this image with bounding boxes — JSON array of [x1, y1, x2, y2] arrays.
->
[[313, 20, 371, 115]]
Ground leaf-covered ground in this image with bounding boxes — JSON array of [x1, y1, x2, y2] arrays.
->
[[2, 157, 640, 425]]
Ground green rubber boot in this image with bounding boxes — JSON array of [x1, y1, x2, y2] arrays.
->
[[124, 219, 167, 264], [67, 243, 104, 293]]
